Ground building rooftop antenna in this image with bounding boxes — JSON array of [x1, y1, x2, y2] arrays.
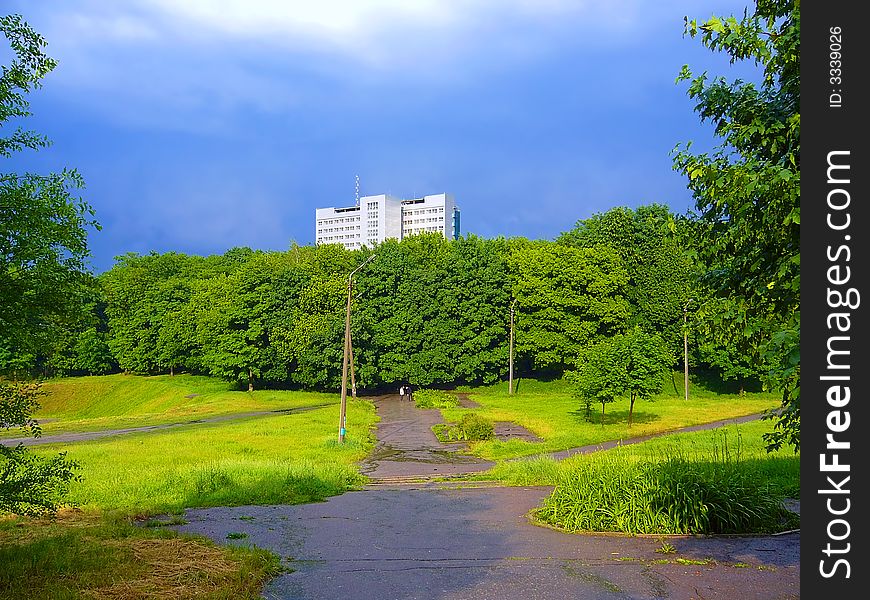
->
[[355, 175, 360, 206]]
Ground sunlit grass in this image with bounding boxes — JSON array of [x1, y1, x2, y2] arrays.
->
[[10, 374, 340, 437], [471, 419, 800, 534], [449, 373, 780, 460], [474, 419, 798, 488], [32, 401, 378, 514], [2, 375, 379, 599], [535, 430, 799, 535]]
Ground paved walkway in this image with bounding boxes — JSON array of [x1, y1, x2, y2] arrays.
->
[[177, 395, 800, 600], [359, 395, 495, 480]]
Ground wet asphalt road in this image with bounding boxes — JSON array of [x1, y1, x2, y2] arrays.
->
[[359, 395, 495, 480], [176, 396, 800, 600]]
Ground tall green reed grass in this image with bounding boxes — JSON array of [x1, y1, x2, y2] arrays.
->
[[536, 432, 799, 535]]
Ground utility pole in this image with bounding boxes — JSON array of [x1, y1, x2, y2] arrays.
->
[[338, 255, 374, 443], [338, 278, 353, 443], [509, 298, 517, 395], [349, 328, 357, 399]]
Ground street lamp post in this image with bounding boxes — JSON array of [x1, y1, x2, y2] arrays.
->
[[338, 255, 374, 443], [509, 298, 517, 395], [349, 332, 357, 399]]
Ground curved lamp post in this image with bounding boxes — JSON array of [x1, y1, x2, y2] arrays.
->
[[338, 254, 375, 443]]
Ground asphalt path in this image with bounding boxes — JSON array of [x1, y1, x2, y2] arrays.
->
[[176, 396, 800, 600]]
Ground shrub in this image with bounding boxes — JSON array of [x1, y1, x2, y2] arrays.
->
[[649, 456, 793, 534], [432, 413, 494, 442], [458, 413, 494, 441], [414, 389, 459, 409]]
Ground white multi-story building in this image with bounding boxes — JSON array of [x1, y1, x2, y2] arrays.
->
[[400, 193, 460, 240], [315, 193, 460, 249]]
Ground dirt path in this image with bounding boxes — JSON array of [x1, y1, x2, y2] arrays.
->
[[176, 395, 799, 599], [0, 404, 333, 447]]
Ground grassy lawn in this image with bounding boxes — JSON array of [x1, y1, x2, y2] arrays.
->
[[479, 418, 799, 492], [1, 374, 380, 598], [33, 400, 378, 514], [5, 374, 340, 437], [445, 374, 781, 460]]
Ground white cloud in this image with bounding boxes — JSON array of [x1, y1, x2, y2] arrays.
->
[[23, 0, 748, 133], [41, 0, 649, 66]]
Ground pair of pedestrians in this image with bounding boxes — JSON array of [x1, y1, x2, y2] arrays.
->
[[398, 384, 413, 402]]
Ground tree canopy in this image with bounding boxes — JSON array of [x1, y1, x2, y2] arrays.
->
[[570, 327, 671, 427], [673, 0, 800, 451], [1, 14, 87, 515]]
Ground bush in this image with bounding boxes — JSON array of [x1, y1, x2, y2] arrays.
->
[[414, 389, 459, 409], [458, 413, 494, 441], [432, 413, 494, 442]]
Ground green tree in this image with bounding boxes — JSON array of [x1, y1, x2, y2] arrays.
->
[[193, 252, 286, 390], [695, 296, 770, 395], [621, 328, 672, 427], [49, 326, 115, 376], [569, 336, 625, 425], [510, 239, 630, 374], [355, 234, 511, 387], [558, 204, 694, 359], [673, 0, 799, 450], [571, 328, 671, 427], [0, 14, 85, 514], [1, 15, 99, 374], [269, 243, 354, 390], [102, 251, 228, 375]]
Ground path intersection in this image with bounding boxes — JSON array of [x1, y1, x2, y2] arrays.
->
[[178, 395, 800, 600]]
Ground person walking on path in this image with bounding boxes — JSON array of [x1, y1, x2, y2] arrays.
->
[[405, 383, 413, 403], [399, 385, 405, 401]]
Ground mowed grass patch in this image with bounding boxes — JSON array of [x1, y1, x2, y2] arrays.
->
[[32, 400, 378, 513], [0, 511, 281, 600], [448, 375, 780, 460], [13, 374, 339, 437]]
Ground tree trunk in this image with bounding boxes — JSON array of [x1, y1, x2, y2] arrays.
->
[[601, 402, 606, 426], [629, 394, 635, 427], [248, 367, 254, 392], [170, 365, 174, 376]]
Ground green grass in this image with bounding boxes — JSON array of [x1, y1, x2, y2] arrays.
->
[[8, 374, 340, 437], [432, 413, 495, 442], [449, 374, 781, 460], [477, 419, 799, 490], [2, 374, 379, 599], [413, 388, 460, 409], [0, 512, 282, 600], [534, 438, 799, 535], [32, 400, 378, 514], [473, 419, 800, 535]]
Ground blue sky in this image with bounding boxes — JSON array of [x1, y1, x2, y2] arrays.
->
[[4, 0, 760, 273]]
